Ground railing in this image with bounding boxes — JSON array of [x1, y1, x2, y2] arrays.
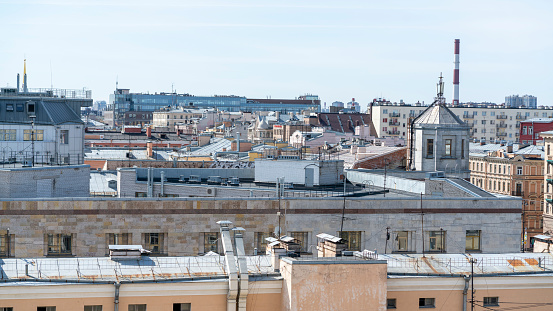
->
[[463, 114, 474, 119], [387, 131, 400, 135], [496, 123, 507, 128], [388, 120, 400, 126], [497, 132, 507, 137], [496, 115, 508, 119], [516, 115, 527, 120], [511, 191, 523, 196], [0, 152, 84, 167], [26, 88, 92, 99], [389, 112, 400, 117]]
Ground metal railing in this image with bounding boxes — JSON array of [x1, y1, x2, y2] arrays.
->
[[496, 115, 508, 119], [0, 152, 84, 167]]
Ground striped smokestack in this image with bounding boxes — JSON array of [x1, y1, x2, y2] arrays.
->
[[452, 39, 460, 105]]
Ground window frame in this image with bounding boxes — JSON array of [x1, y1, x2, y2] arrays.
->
[[144, 233, 165, 255], [426, 139, 434, 158], [47, 233, 72, 256], [444, 139, 452, 156], [387, 298, 397, 309], [128, 305, 147, 311], [483, 296, 499, 307], [289, 231, 310, 252], [84, 306, 103, 311], [419, 298, 435, 308], [465, 230, 481, 252], [204, 232, 219, 253], [394, 231, 413, 253], [338, 231, 362, 251], [428, 231, 446, 252], [173, 303, 191, 311]]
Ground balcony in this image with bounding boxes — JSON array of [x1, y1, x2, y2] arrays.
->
[[389, 112, 400, 117], [387, 131, 400, 135], [389, 120, 400, 126], [496, 123, 507, 128], [496, 115, 508, 119], [516, 115, 526, 120], [497, 132, 507, 137], [463, 114, 474, 119], [512, 191, 523, 197]]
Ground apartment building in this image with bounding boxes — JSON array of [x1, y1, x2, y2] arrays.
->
[[370, 103, 553, 143], [469, 143, 544, 249], [152, 108, 211, 131], [541, 131, 553, 233], [519, 118, 553, 145]]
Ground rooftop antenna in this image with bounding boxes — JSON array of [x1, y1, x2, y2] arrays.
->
[[435, 73, 445, 105], [116, 75, 119, 90], [49, 60, 53, 90], [23, 58, 28, 93]]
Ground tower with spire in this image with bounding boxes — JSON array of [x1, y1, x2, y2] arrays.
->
[[408, 74, 470, 177]]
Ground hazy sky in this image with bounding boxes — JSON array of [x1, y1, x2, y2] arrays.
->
[[1, 0, 551, 110]]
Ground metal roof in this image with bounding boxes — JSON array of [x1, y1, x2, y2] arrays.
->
[[414, 104, 466, 126], [42, 101, 82, 124], [0, 255, 275, 283], [316, 233, 343, 243]]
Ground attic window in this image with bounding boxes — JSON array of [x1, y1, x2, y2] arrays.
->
[[27, 101, 35, 114], [6, 104, 13, 112], [16, 104, 24, 112]]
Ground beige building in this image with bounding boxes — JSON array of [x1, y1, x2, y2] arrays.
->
[[152, 108, 210, 131], [370, 103, 553, 143], [540, 131, 553, 233], [470, 143, 545, 248]]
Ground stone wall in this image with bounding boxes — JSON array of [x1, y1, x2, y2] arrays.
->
[[0, 197, 521, 258], [0, 165, 90, 198]]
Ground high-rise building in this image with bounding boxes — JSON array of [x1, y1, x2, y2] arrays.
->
[[506, 94, 537, 108]]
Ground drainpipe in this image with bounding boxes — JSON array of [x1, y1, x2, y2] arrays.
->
[[462, 275, 470, 311], [234, 228, 249, 311], [160, 171, 165, 197], [147, 167, 152, 197], [114, 282, 121, 311], [218, 220, 238, 311]]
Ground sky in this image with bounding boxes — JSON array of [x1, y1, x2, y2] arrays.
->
[[0, 0, 552, 111]]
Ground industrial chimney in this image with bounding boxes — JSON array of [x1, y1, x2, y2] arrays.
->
[[452, 39, 460, 105]]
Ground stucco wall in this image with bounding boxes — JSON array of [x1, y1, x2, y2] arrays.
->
[[281, 258, 387, 311]]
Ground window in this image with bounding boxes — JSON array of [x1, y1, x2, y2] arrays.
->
[[290, 231, 309, 252], [16, 104, 24, 112], [6, 104, 13, 111], [339, 231, 361, 251], [481, 120, 486, 125], [256, 232, 271, 254], [135, 192, 147, 197], [517, 166, 523, 175], [37, 307, 56, 311], [465, 230, 481, 251], [47, 234, 72, 255], [461, 139, 465, 158], [0, 233, 14, 257], [173, 303, 191, 311], [419, 298, 435, 308], [482, 112, 486, 116], [483, 297, 499, 307], [394, 231, 413, 252], [84, 306, 103, 311], [387, 298, 397, 309], [60, 130, 69, 144], [0, 308, 13, 311], [426, 139, 434, 158], [529, 126, 533, 135], [128, 305, 146, 311], [0, 129, 16, 141], [28, 101, 35, 113], [383, 109, 388, 114], [23, 129, 44, 141], [428, 231, 446, 252], [107, 233, 130, 245], [204, 232, 219, 253], [144, 233, 164, 254], [523, 126, 527, 135], [445, 139, 452, 156]]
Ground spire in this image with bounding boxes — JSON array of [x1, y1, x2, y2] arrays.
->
[[23, 58, 28, 93], [435, 73, 445, 105]]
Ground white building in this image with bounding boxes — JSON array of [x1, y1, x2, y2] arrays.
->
[[0, 86, 91, 165]]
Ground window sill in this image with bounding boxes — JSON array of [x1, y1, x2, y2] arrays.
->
[[419, 306, 436, 309], [465, 250, 482, 253], [46, 254, 75, 257], [392, 251, 416, 254], [440, 157, 457, 160]]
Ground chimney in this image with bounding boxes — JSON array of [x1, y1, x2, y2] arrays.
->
[[452, 39, 460, 105], [146, 126, 152, 138], [146, 141, 153, 158], [16, 73, 20, 92]]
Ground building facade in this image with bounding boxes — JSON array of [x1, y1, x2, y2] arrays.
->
[[506, 94, 537, 108], [370, 103, 553, 144], [540, 131, 553, 234], [470, 144, 544, 248], [519, 118, 553, 145], [108, 89, 320, 127], [0, 86, 91, 165]]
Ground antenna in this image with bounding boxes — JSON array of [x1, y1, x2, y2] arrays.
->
[[50, 60, 53, 89], [116, 75, 119, 90]]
